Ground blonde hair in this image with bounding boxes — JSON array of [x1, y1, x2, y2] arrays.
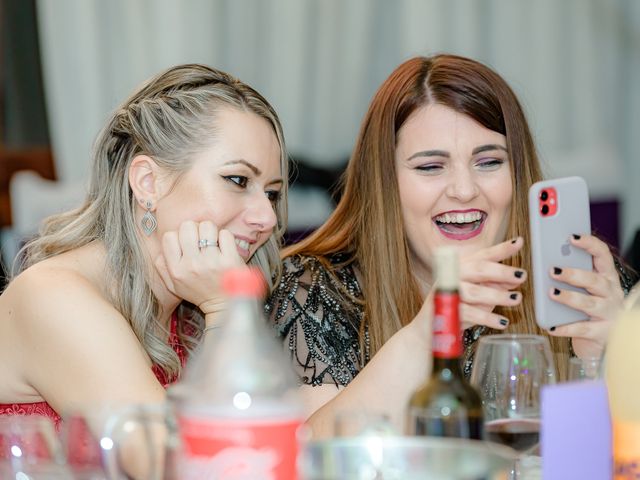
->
[[16, 64, 288, 378], [285, 55, 570, 379]]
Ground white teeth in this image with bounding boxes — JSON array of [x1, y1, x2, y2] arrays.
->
[[435, 211, 483, 224], [235, 239, 250, 250]]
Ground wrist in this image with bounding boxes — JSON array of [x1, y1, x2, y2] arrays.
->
[[571, 337, 605, 360], [198, 298, 226, 317], [393, 322, 433, 386], [405, 308, 432, 351], [398, 320, 431, 359], [200, 298, 227, 334]]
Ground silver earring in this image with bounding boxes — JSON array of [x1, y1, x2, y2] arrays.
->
[[141, 200, 157, 236]]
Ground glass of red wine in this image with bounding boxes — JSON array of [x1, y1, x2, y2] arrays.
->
[[470, 334, 556, 476]]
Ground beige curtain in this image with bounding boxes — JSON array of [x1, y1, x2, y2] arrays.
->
[[34, 0, 640, 246]]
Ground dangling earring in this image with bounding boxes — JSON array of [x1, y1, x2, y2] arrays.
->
[[141, 200, 157, 236]]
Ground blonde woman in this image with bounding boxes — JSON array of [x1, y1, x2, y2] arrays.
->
[[267, 54, 636, 437], [0, 64, 288, 429]]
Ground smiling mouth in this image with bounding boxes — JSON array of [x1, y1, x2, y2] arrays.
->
[[235, 238, 250, 251], [434, 211, 486, 239]]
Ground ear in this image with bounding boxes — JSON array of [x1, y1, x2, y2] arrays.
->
[[129, 155, 162, 209]]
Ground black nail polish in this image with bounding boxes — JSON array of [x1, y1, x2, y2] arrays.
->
[[553, 288, 561, 296], [550, 326, 556, 332], [553, 267, 562, 275], [572, 234, 581, 240], [514, 270, 524, 278], [510, 293, 518, 300], [499, 318, 509, 326]]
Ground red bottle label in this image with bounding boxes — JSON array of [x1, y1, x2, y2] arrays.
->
[[432, 291, 462, 359], [177, 415, 302, 480]]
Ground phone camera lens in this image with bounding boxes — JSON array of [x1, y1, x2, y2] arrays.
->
[[540, 190, 549, 201], [541, 204, 549, 215]]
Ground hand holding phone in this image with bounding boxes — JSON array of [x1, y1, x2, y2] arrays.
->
[[528, 176, 593, 330]]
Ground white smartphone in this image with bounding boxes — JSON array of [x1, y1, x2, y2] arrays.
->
[[528, 176, 593, 330]]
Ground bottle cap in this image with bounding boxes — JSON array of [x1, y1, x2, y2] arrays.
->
[[434, 247, 459, 290], [221, 267, 267, 298]]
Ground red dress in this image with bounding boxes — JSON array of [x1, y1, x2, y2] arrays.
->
[[0, 314, 188, 431]]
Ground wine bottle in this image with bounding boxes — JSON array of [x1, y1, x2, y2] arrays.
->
[[407, 247, 484, 439]]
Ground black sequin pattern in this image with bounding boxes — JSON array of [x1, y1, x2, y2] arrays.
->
[[265, 254, 370, 387], [615, 257, 638, 296], [265, 254, 482, 386], [462, 325, 486, 378]]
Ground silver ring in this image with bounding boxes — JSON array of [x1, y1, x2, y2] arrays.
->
[[198, 239, 217, 249]]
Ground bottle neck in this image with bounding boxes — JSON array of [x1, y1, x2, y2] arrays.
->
[[431, 289, 462, 362], [225, 295, 261, 331], [432, 357, 464, 377]]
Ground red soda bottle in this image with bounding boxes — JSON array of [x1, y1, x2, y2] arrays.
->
[[170, 267, 303, 479]]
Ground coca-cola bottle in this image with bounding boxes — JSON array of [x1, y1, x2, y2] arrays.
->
[[170, 267, 303, 479]]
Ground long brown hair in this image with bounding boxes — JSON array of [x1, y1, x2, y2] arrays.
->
[[285, 54, 570, 379]]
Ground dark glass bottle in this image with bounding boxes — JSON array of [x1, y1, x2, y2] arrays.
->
[[407, 247, 484, 439]]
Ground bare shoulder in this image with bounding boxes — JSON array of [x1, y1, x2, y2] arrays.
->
[[2, 259, 118, 333], [0, 257, 163, 408]]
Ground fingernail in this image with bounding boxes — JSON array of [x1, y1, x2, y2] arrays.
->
[[553, 267, 562, 275], [514, 270, 524, 278], [550, 326, 556, 332], [510, 293, 519, 300], [499, 318, 509, 326], [553, 288, 561, 296], [572, 234, 581, 240]]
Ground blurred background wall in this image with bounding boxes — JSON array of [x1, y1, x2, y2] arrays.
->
[[2, 0, 639, 271]]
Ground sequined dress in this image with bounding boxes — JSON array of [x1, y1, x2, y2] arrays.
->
[[266, 254, 481, 386], [266, 253, 637, 388], [0, 313, 188, 431]]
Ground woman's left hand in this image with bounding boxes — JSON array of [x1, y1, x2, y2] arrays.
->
[[547, 234, 624, 358], [154, 220, 245, 315]]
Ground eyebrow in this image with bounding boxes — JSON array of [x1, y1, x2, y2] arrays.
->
[[223, 159, 283, 186], [406, 144, 508, 162], [267, 178, 284, 187], [224, 159, 261, 175], [472, 144, 508, 155]]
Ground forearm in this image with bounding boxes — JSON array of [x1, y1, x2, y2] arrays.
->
[[306, 323, 431, 439]]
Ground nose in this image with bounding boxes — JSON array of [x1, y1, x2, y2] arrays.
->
[[445, 168, 479, 203], [246, 191, 278, 233]]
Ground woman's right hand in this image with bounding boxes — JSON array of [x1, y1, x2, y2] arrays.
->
[[154, 220, 245, 316], [458, 237, 527, 331]]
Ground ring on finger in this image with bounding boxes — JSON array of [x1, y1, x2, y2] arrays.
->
[[198, 239, 217, 249]]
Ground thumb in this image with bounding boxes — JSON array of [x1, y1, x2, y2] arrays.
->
[[218, 229, 246, 266]]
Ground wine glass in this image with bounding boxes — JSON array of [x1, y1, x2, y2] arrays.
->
[[470, 335, 556, 477], [567, 356, 602, 381], [0, 415, 68, 477], [61, 404, 175, 480], [60, 410, 108, 479]]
